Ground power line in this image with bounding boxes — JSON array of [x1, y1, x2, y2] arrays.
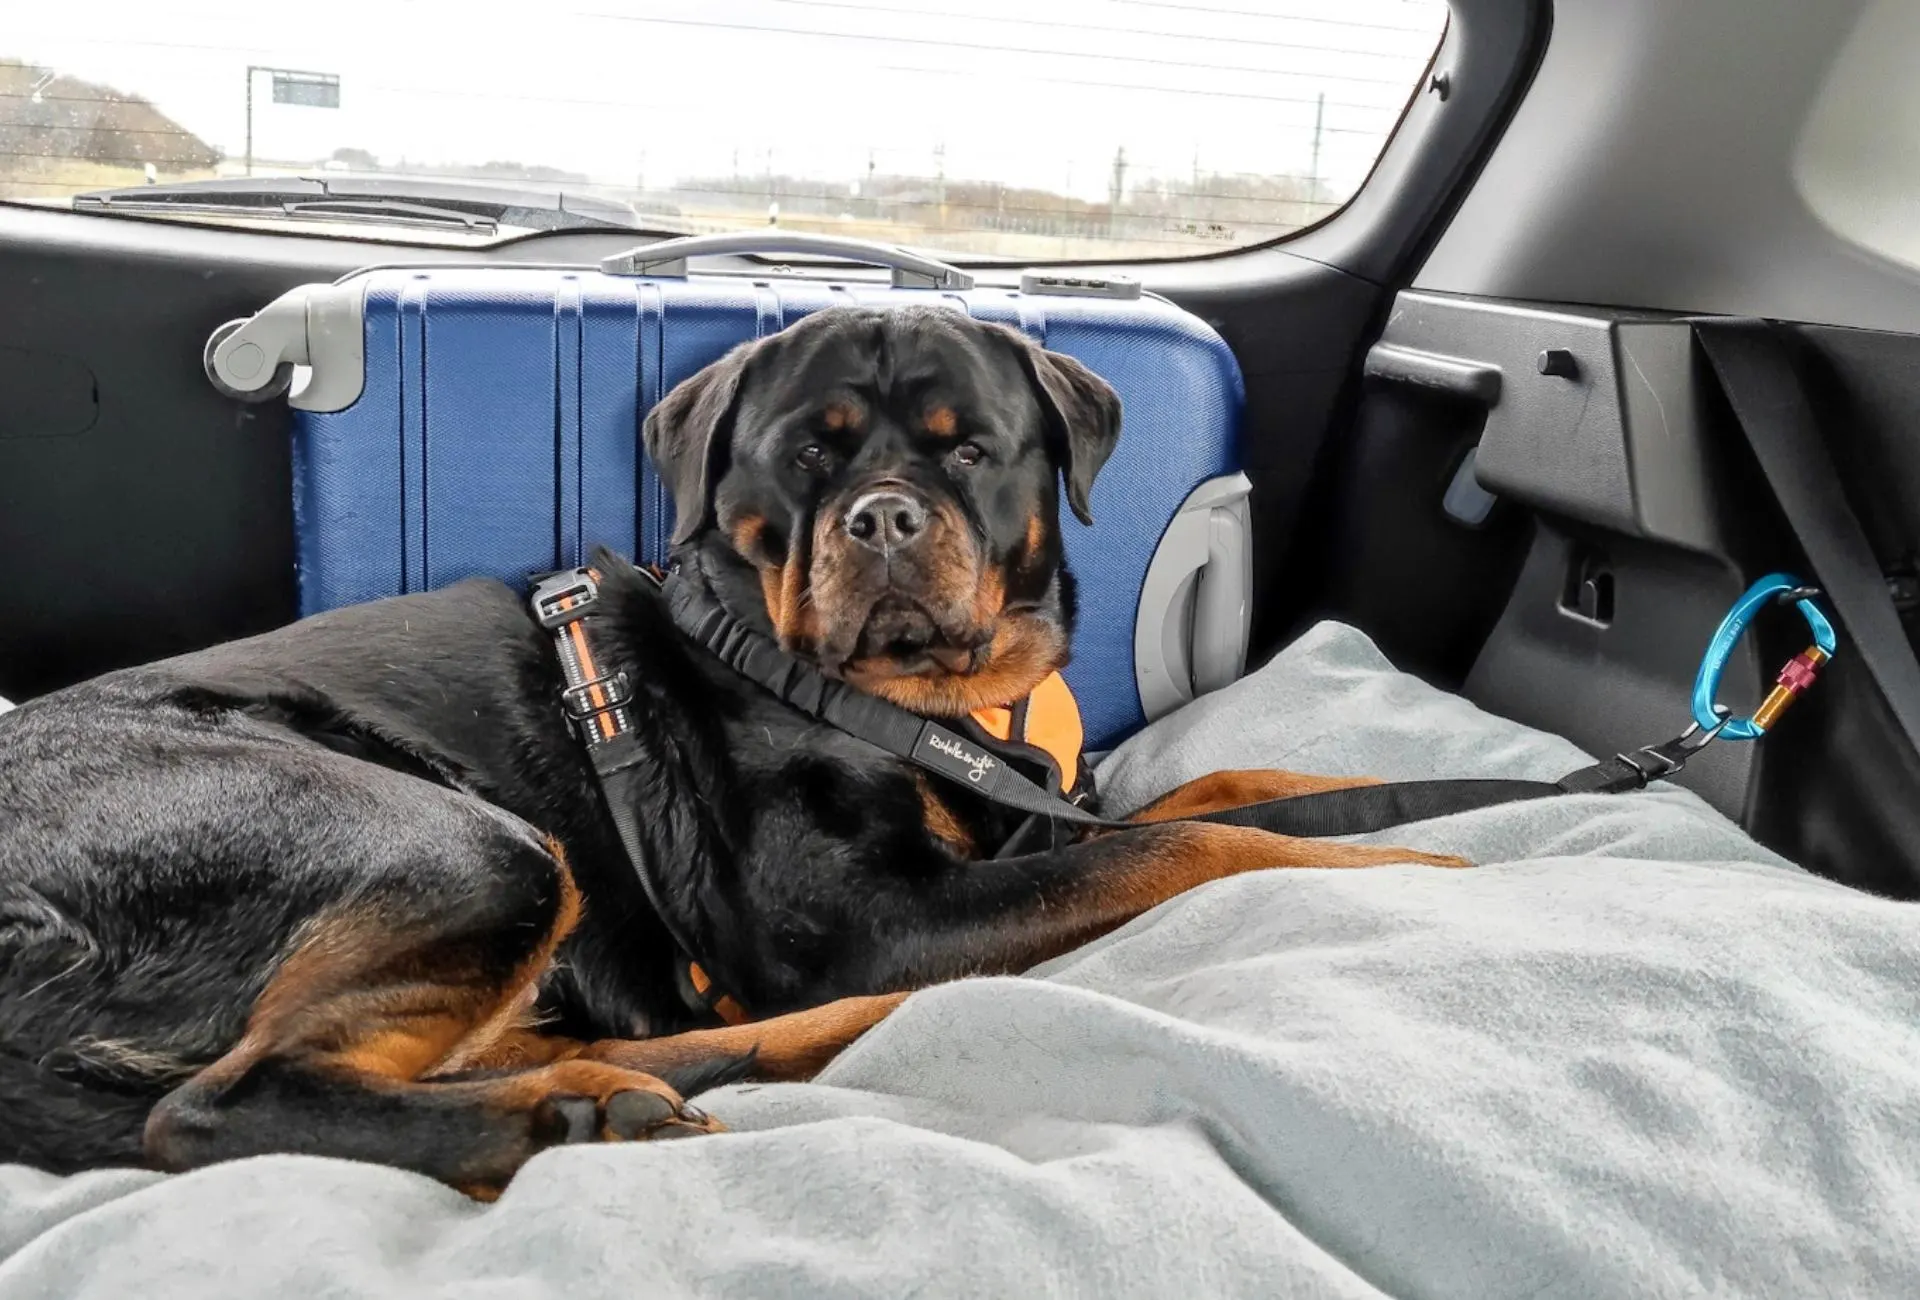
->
[[1108, 0, 1446, 34], [873, 63, 1409, 116], [9, 21, 1428, 89], [632, 0, 1441, 62], [1, 69, 1402, 119], [567, 10, 1427, 87]]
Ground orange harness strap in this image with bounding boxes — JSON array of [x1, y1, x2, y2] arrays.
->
[[968, 671, 1083, 794], [686, 962, 751, 1026]]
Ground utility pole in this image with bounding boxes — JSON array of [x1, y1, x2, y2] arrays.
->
[[1108, 145, 1127, 237], [1062, 162, 1074, 256], [1309, 91, 1326, 205], [934, 141, 947, 227]]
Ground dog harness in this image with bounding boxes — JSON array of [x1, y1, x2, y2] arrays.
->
[[536, 558, 1836, 1027], [530, 561, 1095, 1025]]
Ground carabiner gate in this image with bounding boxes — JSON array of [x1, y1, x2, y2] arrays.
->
[[1691, 573, 1838, 741]]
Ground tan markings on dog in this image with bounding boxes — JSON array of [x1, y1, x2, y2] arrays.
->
[[923, 405, 959, 438], [922, 823, 1471, 978], [472, 1058, 709, 1118], [808, 489, 987, 673], [759, 567, 787, 633], [143, 839, 730, 1195], [756, 541, 820, 652], [822, 401, 864, 433], [424, 838, 583, 1074], [584, 993, 909, 1082], [730, 514, 768, 561], [1019, 514, 1055, 581], [916, 774, 977, 857], [777, 547, 817, 648], [431, 1026, 580, 1074], [1128, 770, 1384, 824], [921, 497, 986, 612], [806, 510, 870, 663], [457, 993, 913, 1092], [1074, 823, 1470, 936], [859, 610, 1065, 717], [253, 837, 583, 1084], [174, 842, 580, 1094], [970, 567, 1007, 629]]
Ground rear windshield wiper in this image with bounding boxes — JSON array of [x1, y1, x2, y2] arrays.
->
[[72, 176, 648, 234], [80, 193, 500, 234]]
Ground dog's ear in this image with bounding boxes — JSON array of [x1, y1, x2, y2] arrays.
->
[[1002, 335, 1122, 527], [644, 343, 755, 547]]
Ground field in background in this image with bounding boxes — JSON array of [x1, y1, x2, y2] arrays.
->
[[3, 54, 1345, 260], [0, 156, 216, 201]]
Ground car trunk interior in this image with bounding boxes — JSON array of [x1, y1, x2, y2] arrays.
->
[[6, 0, 1920, 901]]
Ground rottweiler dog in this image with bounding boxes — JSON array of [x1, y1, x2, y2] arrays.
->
[[0, 306, 1461, 1195]]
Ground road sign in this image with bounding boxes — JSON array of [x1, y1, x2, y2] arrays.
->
[[247, 67, 340, 174], [270, 71, 340, 108]]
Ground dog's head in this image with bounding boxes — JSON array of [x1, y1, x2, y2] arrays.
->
[[644, 305, 1121, 716]]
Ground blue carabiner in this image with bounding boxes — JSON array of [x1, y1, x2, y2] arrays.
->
[[1692, 573, 1838, 740]]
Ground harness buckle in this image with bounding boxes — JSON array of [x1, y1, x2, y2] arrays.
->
[[532, 570, 599, 628], [1692, 573, 1838, 741], [561, 670, 633, 720], [1614, 708, 1730, 786]]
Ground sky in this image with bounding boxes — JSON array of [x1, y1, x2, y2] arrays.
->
[[11, 0, 1448, 203]]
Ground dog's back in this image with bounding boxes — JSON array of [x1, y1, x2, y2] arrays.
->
[[0, 581, 573, 1173], [3, 683, 300, 1168]]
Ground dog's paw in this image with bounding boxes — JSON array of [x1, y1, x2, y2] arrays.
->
[[536, 1087, 724, 1146]]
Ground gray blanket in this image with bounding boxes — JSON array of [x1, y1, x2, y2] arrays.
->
[[5, 622, 1917, 1298]]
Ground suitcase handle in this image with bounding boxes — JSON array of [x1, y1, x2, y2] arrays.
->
[[600, 231, 975, 290], [1134, 473, 1253, 724]]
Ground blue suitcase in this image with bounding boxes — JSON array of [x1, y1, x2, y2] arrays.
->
[[205, 233, 1251, 750]]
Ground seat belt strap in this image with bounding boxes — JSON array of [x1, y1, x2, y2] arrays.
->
[[1691, 319, 1920, 758]]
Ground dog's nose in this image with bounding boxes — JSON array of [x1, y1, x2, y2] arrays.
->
[[844, 490, 928, 551]]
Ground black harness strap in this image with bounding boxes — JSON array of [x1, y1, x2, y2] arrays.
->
[[657, 565, 1696, 836], [531, 567, 750, 1025]]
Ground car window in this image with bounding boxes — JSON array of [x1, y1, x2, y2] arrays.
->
[[3, 0, 1449, 258]]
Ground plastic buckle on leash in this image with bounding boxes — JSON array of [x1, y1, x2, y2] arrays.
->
[[1615, 708, 1730, 786], [532, 570, 599, 628], [561, 670, 633, 720], [1692, 573, 1838, 741]]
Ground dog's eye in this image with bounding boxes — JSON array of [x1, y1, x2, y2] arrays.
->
[[951, 441, 985, 467], [794, 443, 830, 473]]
